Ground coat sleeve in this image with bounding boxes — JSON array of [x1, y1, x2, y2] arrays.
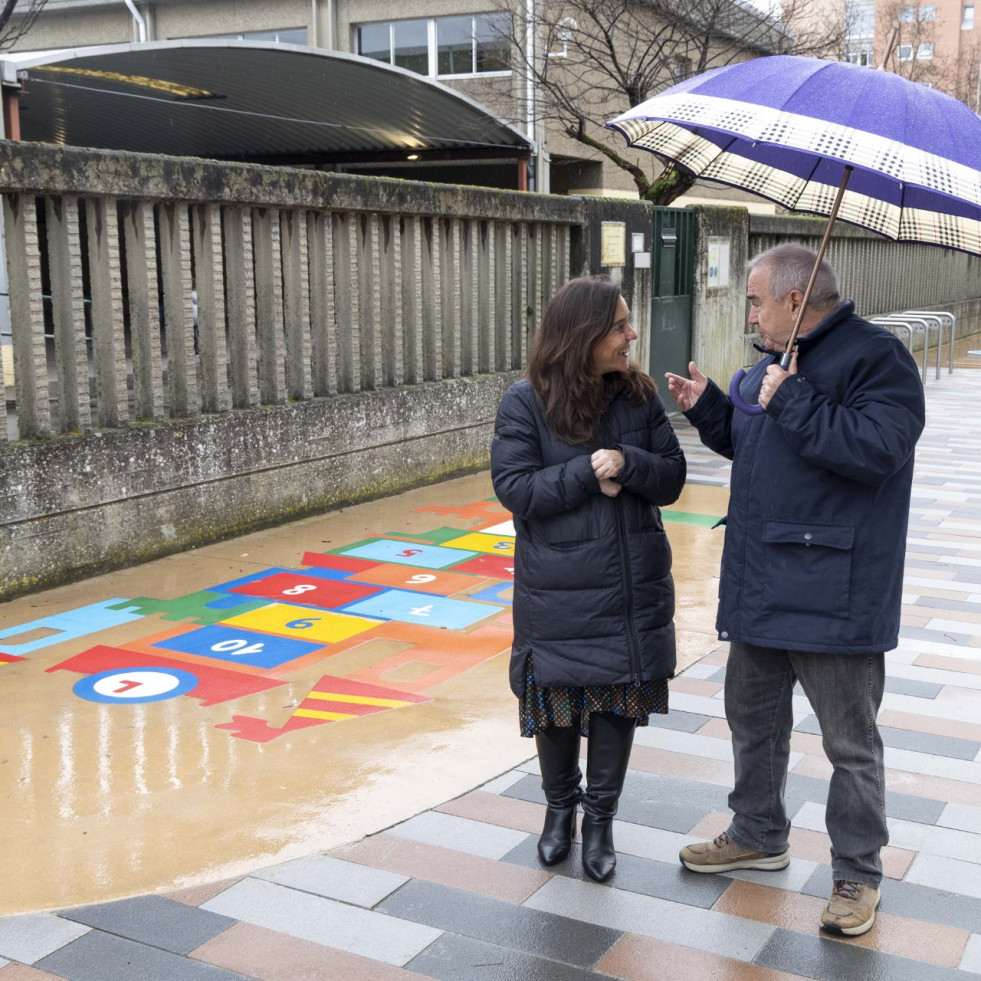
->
[[766, 337, 925, 487], [684, 378, 736, 460], [491, 385, 600, 520], [615, 395, 687, 506]]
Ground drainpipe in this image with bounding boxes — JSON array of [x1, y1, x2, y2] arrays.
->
[[311, 0, 318, 47], [123, 0, 147, 43], [525, 0, 535, 190]]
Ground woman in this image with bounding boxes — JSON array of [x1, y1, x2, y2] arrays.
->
[[491, 275, 685, 882]]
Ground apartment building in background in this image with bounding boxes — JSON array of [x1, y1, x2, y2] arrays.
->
[[842, 0, 980, 108]]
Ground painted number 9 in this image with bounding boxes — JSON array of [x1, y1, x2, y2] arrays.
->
[[407, 574, 436, 584]]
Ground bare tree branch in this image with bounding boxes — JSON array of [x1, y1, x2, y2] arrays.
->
[[0, 0, 50, 52], [491, 0, 850, 205]]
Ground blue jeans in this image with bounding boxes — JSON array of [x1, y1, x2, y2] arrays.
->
[[724, 641, 888, 888]]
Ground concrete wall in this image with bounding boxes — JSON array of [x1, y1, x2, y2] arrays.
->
[[0, 141, 582, 599], [0, 371, 516, 595]]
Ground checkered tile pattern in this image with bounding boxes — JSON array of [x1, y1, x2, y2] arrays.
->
[[5, 366, 981, 979]]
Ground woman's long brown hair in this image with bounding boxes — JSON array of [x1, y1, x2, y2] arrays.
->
[[526, 276, 656, 445]]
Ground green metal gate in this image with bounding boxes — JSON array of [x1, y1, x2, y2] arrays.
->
[[648, 208, 695, 387]]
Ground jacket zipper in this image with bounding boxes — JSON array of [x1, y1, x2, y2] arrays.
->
[[614, 494, 642, 684]]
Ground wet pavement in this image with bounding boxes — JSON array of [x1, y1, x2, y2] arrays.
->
[[4, 344, 981, 979]]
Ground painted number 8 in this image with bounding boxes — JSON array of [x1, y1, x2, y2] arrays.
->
[[283, 584, 317, 595]]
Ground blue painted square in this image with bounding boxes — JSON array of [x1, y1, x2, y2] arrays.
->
[[341, 539, 477, 569], [469, 581, 514, 606], [342, 589, 503, 629], [151, 624, 322, 669]]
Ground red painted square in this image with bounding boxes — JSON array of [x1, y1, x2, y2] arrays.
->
[[301, 552, 380, 573], [451, 553, 515, 580], [229, 572, 381, 609]]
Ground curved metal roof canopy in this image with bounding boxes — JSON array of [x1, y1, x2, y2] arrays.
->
[[1, 40, 534, 166]]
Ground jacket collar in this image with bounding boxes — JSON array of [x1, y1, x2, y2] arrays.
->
[[752, 301, 856, 357]]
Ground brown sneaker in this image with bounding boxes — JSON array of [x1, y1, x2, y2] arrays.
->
[[820, 880, 881, 936], [679, 831, 790, 874]]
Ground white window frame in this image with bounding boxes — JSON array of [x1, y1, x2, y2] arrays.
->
[[918, 4, 936, 20], [963, 3, 975, 28], [354, 14, 512, 79], [916, 41, 934, 58], [897, 43, 914, 59], [899, 5, 916, 21]]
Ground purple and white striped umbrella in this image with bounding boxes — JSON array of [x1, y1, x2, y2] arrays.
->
[[607, 55, 981, 256]]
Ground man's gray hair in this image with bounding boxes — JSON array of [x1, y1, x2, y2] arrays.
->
[[748, 243, 840, 310]]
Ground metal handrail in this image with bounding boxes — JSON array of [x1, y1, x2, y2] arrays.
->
[[902, 310, 956, 375]]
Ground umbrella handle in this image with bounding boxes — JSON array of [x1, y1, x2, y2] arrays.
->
[[729, 369, 766, 416]]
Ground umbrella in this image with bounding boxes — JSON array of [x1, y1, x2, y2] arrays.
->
[[606, 55, 981, 413]]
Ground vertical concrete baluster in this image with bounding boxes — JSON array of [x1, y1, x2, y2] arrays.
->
[[253, 207, 285, 404], [159, 202, 196, 418], [378, 213, 402, 388], [281, 208, 311, 402], [44, 195, 90, 433], [459, 219, 475, 376], [85, 197, 128, 428], [307, 211, 332, 397], [3, 193, 49, 438], [526, 223, 540, 343], [356, 212, 379, 391], [332, 211, 355, 393], [193, 203, 228, 413], [400, 215, 421, 386], [510, 223, 525, 370], [224, 206, 258, 409], [494, 220, 509, 372], [121, 200, 164, 422], [419, 216, 439, 382], [439, 217, 457, 379], [476, 219, 492, 374]]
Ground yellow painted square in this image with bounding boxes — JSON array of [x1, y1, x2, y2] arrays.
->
[[440, 533, 515, 557], [221, 603, 379, 643]]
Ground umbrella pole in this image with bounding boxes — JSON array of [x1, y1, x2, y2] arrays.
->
[[779, 165, 854, 369]]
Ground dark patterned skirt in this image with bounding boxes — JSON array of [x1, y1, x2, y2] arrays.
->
[[518, 653, 669, 737]]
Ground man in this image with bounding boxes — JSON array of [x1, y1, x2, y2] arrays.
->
[[665, 243, 924, 937]]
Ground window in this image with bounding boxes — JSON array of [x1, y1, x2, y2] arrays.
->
[[964, 3, 975, 28], [899, 5, 915, 21], [917, 41, 934, 57], [356, 14, 511, 78], [845, 0, 875, 38], [897, 43, 914, 59], [204, 28, 308, 44], [845, 44, 874, 65], [918, 4, 936, 20]]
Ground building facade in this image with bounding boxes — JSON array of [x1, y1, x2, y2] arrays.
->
[[10, 0, 790, 200]]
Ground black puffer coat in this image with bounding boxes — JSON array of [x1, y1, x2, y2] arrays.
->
[[491, 379, 686, 697]]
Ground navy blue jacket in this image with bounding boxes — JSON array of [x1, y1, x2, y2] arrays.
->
[[492, 379, 686, 695], [686, 302, 924, 654]]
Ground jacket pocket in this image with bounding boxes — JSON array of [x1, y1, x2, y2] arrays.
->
[[761, 520, 854, 619]]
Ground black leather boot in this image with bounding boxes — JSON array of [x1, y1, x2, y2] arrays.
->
[[581, 711, 636, 882], [534, 723, 582, 865]]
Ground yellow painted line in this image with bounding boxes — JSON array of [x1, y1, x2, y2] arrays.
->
[[294, 708, 354, 721], [306, 691, 409, 708]]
